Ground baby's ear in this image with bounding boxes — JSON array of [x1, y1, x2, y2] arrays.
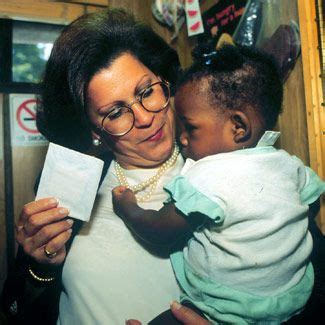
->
[[230, 111, 251, 143]]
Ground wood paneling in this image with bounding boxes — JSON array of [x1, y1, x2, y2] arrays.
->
[[0, 94, 6, 292], [266, 1, 310, 164], [298, 0, 325, 231], [0, 0, 102, 24], [277, 56, 310, 164], [60, 0, 108, 6]]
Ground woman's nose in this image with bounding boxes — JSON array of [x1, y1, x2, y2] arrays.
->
[[132, 102, 154, 127]]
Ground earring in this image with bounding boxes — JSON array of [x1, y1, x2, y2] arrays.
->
[[93, 138, 102, 146]]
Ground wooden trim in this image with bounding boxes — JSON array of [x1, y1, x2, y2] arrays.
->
[[315, 0, 324, 74], [0, 0, 102, 24], [63, 0, 108, 6], [298, 0, 325, 232]]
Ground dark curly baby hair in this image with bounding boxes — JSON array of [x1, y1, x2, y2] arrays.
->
[[177, 43, 283, 130]]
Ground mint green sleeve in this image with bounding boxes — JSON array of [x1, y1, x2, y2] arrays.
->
[[164, 175, 225, 224], [300, 167, 325, 205]]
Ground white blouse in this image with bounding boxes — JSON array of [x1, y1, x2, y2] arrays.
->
[[58, 154, 184, 325]]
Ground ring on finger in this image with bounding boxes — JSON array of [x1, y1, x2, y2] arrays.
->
[[44, 246, 57, 259]]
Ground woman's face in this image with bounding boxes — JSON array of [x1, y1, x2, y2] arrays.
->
[[87, 53, 175, 169]]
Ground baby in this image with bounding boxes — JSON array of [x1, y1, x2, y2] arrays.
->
[[113, 44, 325, 324]]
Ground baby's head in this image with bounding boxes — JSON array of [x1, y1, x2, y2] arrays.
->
[[175, 44, 283, 161]]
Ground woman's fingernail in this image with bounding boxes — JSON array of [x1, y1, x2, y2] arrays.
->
[[59, 208, 69, 215], [125, 320, 141, 325], [49, 197, 59, 205], [170, 300, 182, 310], [67, 228, 73, 233], [66, 219, 74, 225]]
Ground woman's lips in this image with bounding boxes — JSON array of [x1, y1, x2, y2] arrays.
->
[[146, 126, 163, 141]]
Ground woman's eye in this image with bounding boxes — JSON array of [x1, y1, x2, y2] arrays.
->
[[141, 86, 154, 99], [108, 107, 123, 120]]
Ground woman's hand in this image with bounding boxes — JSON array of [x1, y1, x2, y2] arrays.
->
[[170, 301, 210, 325], [15, 197, 73, 265], [125, 301, 211, 325]]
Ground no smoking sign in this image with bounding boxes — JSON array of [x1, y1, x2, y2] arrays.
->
[[16, 98, 39, 134], [10, 94, 48, 146]]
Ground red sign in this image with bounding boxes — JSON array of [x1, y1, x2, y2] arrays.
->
[[16, 98, 40, 134]]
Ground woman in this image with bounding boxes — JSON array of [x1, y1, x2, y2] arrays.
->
[[2, 8, 184, 324], [1, 8, 323, 325]]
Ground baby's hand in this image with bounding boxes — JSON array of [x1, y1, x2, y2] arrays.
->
[[112, 186, 137, 219], [112, 186, 136, 203]]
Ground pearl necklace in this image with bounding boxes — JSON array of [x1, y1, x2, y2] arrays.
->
[[114, 143, 180, 202]]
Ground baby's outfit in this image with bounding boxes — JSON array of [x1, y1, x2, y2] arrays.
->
[[165, 138, 324, 324]]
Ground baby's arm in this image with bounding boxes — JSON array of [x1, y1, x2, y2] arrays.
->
[[112, 186, 193, 246]]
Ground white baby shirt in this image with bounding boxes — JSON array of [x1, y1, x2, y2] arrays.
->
[[165, 146, 324, 324]]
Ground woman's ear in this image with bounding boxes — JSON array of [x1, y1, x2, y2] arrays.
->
[[230, 111, 251, 143], [91, 129, 116, 151], [88, 130, 113, 156], [91, 130, 102, 146]]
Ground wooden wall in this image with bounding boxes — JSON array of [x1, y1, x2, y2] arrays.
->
[[0, 94, 6, 290], [298, 0, 325, 231], [273, 2, 309, 163]]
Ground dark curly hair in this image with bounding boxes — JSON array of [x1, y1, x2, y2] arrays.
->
[[37, 8, 180, 152], [177, 43, 283, 130]]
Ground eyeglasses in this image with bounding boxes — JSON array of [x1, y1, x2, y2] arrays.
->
[[101, 80, 170, 136]]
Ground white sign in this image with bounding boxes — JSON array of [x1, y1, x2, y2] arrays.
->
[[185, 0, 204, 37], [10, 94, 48, 147]]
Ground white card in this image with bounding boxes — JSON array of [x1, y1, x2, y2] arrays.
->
[[36, 142, 104, 222]]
